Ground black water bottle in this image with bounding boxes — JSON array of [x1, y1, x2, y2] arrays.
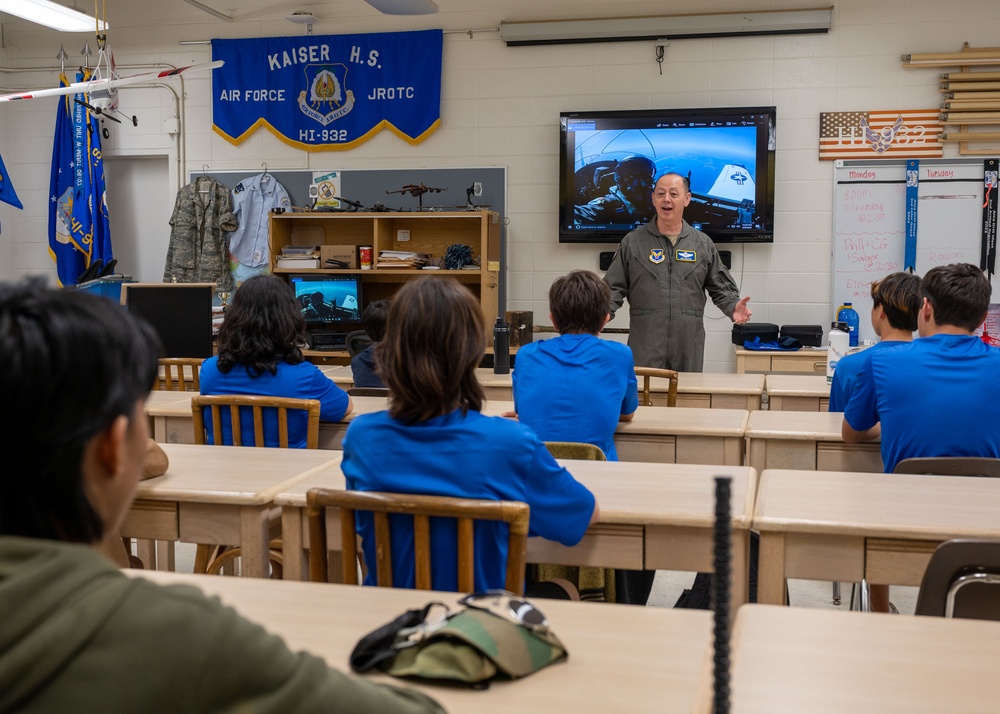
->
[[493, 317, 510, 375]]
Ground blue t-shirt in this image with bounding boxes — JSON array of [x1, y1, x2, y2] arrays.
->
[[199, 357, 350, 448], [341, 408, 596, 592], [844, 334, 1000, 473], [512, 333, 638, 461], [828, 341, 907, 412]]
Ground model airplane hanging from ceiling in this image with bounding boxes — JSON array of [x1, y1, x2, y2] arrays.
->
[[0, 2, 222, 128]]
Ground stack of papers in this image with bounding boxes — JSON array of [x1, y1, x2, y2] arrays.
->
[[276, 245, 320, 269], [377, 250, 431, 269]]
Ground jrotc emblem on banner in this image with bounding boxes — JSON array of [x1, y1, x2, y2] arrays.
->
[[649, 248, 665, 264], [676, 249, 696, 262], [298, 64, 355, 126]]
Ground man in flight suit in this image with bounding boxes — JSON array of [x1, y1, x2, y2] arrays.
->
[[574, 155, 656, 226], [604, 173, 753, 371]]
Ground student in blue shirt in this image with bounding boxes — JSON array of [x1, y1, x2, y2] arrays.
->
[[351, 299, 388, 389], [843, 263, 1000, 612], [512, 270, 650, 603], [341, 277, 599, 592], [200, 275, 352, 448], [828, 272, 921, 412], [513, 269, 638, 461]]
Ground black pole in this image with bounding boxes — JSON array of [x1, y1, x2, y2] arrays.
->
[[712, 476, 732, 714]]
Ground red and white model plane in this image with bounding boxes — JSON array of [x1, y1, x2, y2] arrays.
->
[[0, 3, 221, 128]]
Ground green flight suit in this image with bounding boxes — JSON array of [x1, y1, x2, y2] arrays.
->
[[604, 220, 740, 372]]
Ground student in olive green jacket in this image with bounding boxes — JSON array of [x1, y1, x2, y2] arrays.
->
[[0, 280, 443, 714]]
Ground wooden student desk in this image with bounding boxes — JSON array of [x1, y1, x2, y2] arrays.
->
[[727, 604, 1000, 713], [745, 410, 882, 474], [121, 443, 341, 577], [753, 469, 1000, 606], [150, 396, 749, 466], [130, 571, 715, 714], [276, 457, 757, 609], [764, 374, 830, 411], [321, 365, 765, 410], [735, 347, 827, 374]]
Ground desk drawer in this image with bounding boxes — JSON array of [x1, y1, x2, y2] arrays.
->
[[122, 500, 179, 540], [527, 524, 643, 570]]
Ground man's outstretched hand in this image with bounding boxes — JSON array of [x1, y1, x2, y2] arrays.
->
[[733, 296, 752, 324]]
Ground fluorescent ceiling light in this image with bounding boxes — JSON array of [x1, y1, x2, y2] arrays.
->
[[500, 7, 832, 46], [0, 0, 108, 32]]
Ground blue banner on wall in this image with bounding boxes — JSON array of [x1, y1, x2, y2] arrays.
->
[[212, 30, 442, 151]]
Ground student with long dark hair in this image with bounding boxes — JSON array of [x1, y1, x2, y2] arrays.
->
[[200, 274, 352, 447], [341, 277, 599, 592], [0, 280, 442, 713]]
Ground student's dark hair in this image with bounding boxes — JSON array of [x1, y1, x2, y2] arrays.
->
[[921, 263, 992, 331], [362, 299, 390, 342], [0, 279, 161, 542], [549, 269, 611, 335], [379, 277, 485, 423], [870, 272, 921, 332], [655, 172, 691, 193], [216, 275, 307, 377]]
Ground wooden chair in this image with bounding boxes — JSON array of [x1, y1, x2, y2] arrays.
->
[[634, 367, 679, 407], [894, 457, 1000, 477], [345, 330, 372, 357], [190, 395, 322, 575], [542, 442, 611, 601], [191, 394, 321, 449], [544, 441, 606, 461], [915, 539, 1000, 620], [347, 387, 390, 397], [306, 488, 530, 593], [155, 357, 204, 391]]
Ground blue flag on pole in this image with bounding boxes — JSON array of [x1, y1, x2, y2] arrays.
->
[[48, 72, 113, 286], [0, 149, 23, 211]]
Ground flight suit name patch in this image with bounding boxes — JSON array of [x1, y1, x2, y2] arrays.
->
[[675, 249, 696, 262]]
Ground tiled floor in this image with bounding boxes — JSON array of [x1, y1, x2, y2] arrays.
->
[[648, 569, 918, 614]]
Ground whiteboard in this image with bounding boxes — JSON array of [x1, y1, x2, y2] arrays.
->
[[832, 158, 999, 343]]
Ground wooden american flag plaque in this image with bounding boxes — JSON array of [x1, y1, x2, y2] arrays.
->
[[819, 110, 942, 160]]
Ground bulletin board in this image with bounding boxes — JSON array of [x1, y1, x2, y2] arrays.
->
[[832, 158, 1000, 343]]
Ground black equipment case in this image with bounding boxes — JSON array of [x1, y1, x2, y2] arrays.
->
[[731, 322, 779, 346], [779, 324, 824, 347]]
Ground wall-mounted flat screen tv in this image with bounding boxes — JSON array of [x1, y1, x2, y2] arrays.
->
[[288, 274, 363, 328], [559, 106, 776, 243]]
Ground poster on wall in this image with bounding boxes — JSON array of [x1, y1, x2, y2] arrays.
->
[[818, 110, 942, 160], [212, 30, 442, 151]]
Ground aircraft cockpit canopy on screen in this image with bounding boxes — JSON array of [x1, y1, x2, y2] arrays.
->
[[559, 106, 776, 244]]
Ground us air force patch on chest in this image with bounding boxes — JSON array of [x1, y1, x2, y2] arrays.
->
[[649, 248, 665, 264], [675, 249, 696, 262]]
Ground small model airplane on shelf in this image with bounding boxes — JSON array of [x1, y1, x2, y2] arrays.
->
[[0, 3, 221, 130], [386, 183, 447, 208]]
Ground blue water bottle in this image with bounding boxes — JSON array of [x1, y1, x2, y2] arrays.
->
[[836, 302, 860, 347]]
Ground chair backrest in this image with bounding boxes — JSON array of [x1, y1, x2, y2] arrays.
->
[[893, 457, 1000, 478], [345, 330, 373, 357], [634, 367, 679, 407], [915, 539, 1000, 620], [347, 387, 390, 397], [191, 395, 321, 449], [545, 441, 607, 461], [155, 357, 204, 392], [306, 488, 530, 593]]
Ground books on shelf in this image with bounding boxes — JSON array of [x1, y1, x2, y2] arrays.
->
[[377, 250, 431, 269], [276, 245, 320, 269]]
